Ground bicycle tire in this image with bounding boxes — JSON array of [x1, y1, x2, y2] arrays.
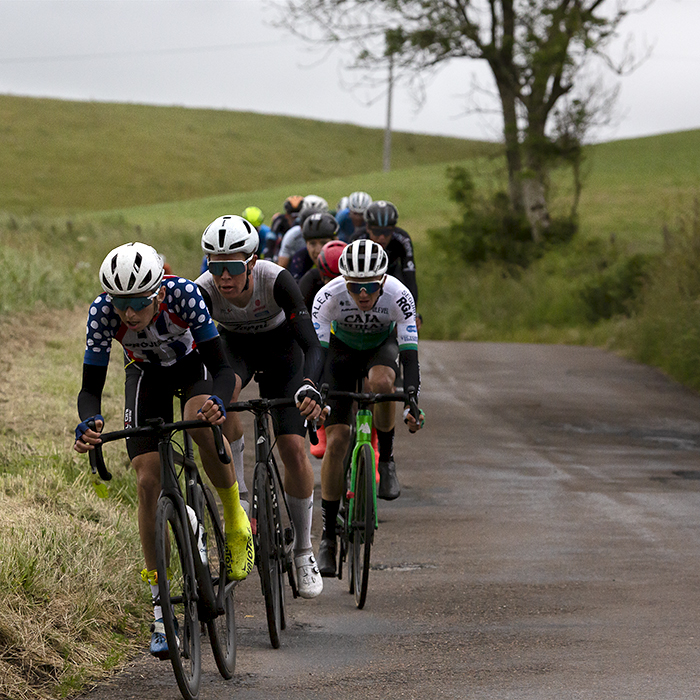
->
[[350, 443, 375, 609], [155, 496, 202, 700], [201, 485, 237, 679], [255, 462, 284, 648]]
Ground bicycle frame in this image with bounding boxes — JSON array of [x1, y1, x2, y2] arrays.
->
[[347, 406, 378, 531]]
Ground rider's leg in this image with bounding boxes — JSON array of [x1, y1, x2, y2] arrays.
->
[[132, 450, 171, 656], [185, 393, 253, 580], [276, 432, 324, 598], [367, 364, 401, 500], [276, 433, 314, 554], [221, 375, 249, 507]]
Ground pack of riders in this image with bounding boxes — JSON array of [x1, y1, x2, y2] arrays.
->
[[73, 190, 424, 658]]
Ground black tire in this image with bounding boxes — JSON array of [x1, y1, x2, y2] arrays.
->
[[200, 485, 237, 679], [255, 463, 284, 648], [155, 496, 201, 700], [349, 443, 375, 609]]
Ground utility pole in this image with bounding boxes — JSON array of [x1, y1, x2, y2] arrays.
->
[[382, 53, 394, 172]]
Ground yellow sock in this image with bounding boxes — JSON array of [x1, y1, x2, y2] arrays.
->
[[216, 482, 243, 529], [216, 483, 254, 580]]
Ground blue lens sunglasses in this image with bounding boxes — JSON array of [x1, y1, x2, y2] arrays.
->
[[346, 280, 383, 295], [108, 291, 159, 312], [207, 254, 254, 277]]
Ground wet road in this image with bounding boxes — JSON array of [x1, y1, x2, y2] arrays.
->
[[80, 341, 700, 699]]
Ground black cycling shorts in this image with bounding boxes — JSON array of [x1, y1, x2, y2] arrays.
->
[[124, 352, 212, 459], [218, 324, 306, 438], [323, 333, 399, 427]]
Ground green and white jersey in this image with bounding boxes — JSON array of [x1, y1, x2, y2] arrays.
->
[[311, 275, 418, 351]]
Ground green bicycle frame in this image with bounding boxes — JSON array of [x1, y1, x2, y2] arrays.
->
[[347, 408, 379, 530]]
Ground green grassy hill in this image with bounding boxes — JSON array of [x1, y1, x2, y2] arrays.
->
[[0, 94, 497, 214]]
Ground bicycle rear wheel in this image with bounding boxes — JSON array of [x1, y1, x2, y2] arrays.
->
[[155, 496, 201, 700], [200, 485, 237, 679], [349, 443, 375, 609], [254, 462, 284, 648]]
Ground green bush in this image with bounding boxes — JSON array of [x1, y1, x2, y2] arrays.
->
[[619, 201, 700, 389], [429, 165, 577, 268], [579, 252, 653, 322]]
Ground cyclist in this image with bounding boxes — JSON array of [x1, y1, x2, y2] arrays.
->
[[277, 195, 329, 269], [196, 215, 327, 598], [299, 239, 347, 312], [241, 205, 270, 257], [73, 242, 253, 659], [335, 190, 372, 242], [311, 239, 424, 577], [265, 195, 304, 261], [201, 205, 267, 273], [288, 212, 339, 282], [298, 239, 347, 460], [350, 200, 419, 324]]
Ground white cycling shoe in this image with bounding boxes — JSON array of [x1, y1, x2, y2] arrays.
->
[[294, 553, 324, 599]]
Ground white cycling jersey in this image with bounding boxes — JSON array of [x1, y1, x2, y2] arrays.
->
[[311, 275, 418, 351], [195, 260, 287, 334]]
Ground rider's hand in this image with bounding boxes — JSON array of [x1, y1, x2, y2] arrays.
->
[[198, 395, 227, 425], [403, 406, 425, 433], [74, 415, 104, 453], [294, 381, 325, 422]]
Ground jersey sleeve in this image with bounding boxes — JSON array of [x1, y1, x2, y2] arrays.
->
[[393, 284, 419, 351], [83, 294, 120, 367], [311, 285, 334, 348], [163, 277, 219, 344], [273, 269, 325, 384]]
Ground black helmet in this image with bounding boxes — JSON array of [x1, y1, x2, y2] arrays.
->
[[284, 195, 304, 214], [302, 212, 339, 241], [364, 200, 398, 228]]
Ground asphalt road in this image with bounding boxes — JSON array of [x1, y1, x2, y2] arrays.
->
[[79, 340, 700, 700]]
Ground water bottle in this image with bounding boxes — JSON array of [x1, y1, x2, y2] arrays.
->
[[186, 505, 208, 565]]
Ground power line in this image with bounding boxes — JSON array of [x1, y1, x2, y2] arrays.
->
[[0, 40, 281, 65]]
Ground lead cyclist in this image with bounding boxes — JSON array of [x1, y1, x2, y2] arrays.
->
[[311, 239, 425, 578]]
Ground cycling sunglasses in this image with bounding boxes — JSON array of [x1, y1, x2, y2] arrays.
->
[[207, 254, 254, 277], [368, 227, 393, 238], [108, 291, 158, 312], [346, 280, 383, 295]]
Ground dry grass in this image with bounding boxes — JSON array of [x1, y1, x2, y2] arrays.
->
[[0, 308, 146, 699]]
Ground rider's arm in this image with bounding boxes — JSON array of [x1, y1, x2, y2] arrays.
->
[[272, 268, 325, 385], [195, 335, 237, 405], [394, 230, 419, 306], [77, 362, 108, 420], [399, 348, 420, 397]]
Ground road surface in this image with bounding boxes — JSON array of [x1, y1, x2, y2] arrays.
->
[[79, 340, 700, 699]]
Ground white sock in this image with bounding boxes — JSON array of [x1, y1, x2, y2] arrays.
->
[[231, 436, 247, 496], [150, 583, 162, 620], [287, 493, 313, 556]]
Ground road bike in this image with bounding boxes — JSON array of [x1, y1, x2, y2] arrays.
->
[[88, 407, 236, 700], [226, 396, 317, 649], [323, 384, 419, 609]]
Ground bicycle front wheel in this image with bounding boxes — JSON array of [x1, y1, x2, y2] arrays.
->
[[155, 496, 201, 700], [201, 485, 237, 679], [349, 443, 376, 609], [254, 462, 284, 648]]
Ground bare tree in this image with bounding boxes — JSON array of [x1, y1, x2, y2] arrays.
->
[[275, 0, 652, 241]]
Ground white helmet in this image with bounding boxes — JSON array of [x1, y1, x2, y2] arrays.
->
[[99, 242, 164, 296], [348, 191, 372, 214], [300, 194, 329, 215], [336, 196, 349, 212], [201, 215, 259, 256], [338, 239, 388, 279]]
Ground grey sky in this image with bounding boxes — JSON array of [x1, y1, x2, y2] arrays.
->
[[1, 0, 698, 143]]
